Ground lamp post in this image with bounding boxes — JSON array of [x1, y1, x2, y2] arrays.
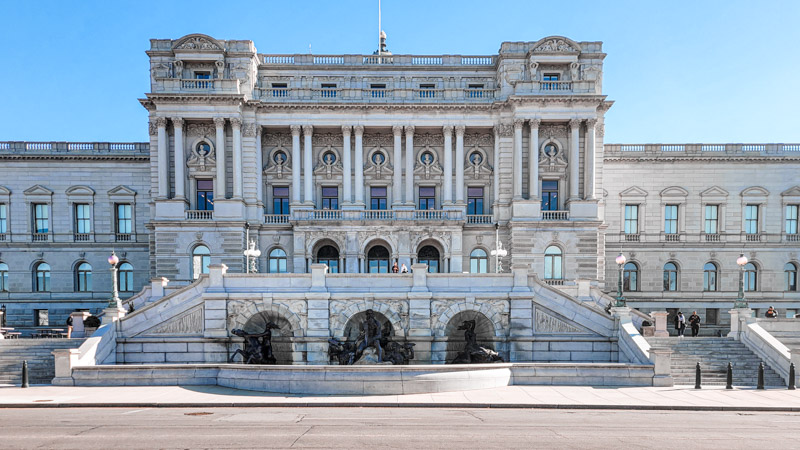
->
[[107, 251, 121, 309], [615, 252, 627, 307], [244, 240, 261, 274], [490, 223, 507, 273], [734, 253, 749, 309]]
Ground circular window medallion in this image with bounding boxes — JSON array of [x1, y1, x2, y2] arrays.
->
[[469, 152, 483, 165], [544, 144, 558, 156], [273, 150, 287, 164], [196, 142, 211, 156], [371, 151, 386, 165], [420, 151, 434, 165], [322, 151, 337, 165]]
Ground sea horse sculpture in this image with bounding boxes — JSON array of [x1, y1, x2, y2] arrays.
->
[[449, 319, 504, 364]]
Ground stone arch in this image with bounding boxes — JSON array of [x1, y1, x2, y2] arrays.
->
[[442, 310, 499, 363], [307, 236, 344, 258], [228, 300, 304, 338], [235, 310, 296, 365], [342, 310, 396, 343], [361, 237, 396, 258], [411, 234, 450, 256], [331, 300, 406, 339], [433, 301, 505, 338]]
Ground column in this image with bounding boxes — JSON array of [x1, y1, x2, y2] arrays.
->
[[255, 126, 263, 207], [171, 117, 185, 200], [156, 117, 168, 199], [303, 125, 313, 205], [392, 125, 403, 206], [405, 126, 415, 205], [492, 125, 500, 205], [231, 118, 243, 199], [213, 117, 226, 199], [354, 125, 364, 205], [529, 118, 540, 199], [342, 126, 352, 204], [455, 125, 465, 203], [513, 119, 523, 200], [569, 119, 581, 201], [442, 125, 453, 204], [584, 118, 597, 200], [290, 125, 301, 204]]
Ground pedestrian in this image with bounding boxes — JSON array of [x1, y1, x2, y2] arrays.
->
[[391, 262, 399, 273], [688, 311, 701, 337], [674, 311, 686, 338], [765, 306, 778, 318], [400, 264, 409, 273], [66, 314, 73, 339]]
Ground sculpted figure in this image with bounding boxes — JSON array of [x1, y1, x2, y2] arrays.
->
[[356, 309, 384, 362], [229, 322, 280, 365], [449, 319, 504, 364]]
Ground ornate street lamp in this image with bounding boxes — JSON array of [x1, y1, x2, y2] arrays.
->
[[107, 251, 121, 309], [490, 223, 507, 273], [615, 252, 627, 307], [735, 253, 749, 309], [244, 240, 261, 274]]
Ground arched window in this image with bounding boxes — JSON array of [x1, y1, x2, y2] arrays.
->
[[470, 249, 488, 274], [269, 248, 288, 274], [544, 246, 563, 280], [703, 262, 718, 292], [623, 262, 639, 292], [367, 246, 390, 273], [192, 245, 211, 280], [743, 262, 757, 292], [0, 262, 8, 292], [118, 262, 133, 292], [417, 245, 440, 273], [663, 262, 678, 291], [76, 262, 92, 292], [316, 245, 340, 273], [35, 262, 51, 292], [785, 263, 798, 292]]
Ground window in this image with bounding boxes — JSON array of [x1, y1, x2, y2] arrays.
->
[[542, 73, 560, 90], [623, 262, 638, 292], [744, 205, 759, 234], [194, 72, 210, 79], [786, 205, 799, 234], [786, 263, 798, 292], [419, 84, 435, 98], [35, 262, 50, 292], [196, 179, 214, 211], [268, 248, 288, 274], [664, 205, 678, 234], [470, 249, 488, 273], [663, 262, 678, 291], [273, 186, 289, 214], [703, 262, 718, 292], [467, 187, 484, 215], [116, 204, 132, 234], [33, 203, 49, 233], [0, 262, 7, 291], [418, 246, 440, 273], [321, 187, 339, 210], [743, 263, 757, 292], [75, 204, 91, 234], [76, 262, 92, 292], [370, 84, 386, 98], [192, 246, 211, 280], [467, 84, 484, 98], [0, 203, 6, 234], [367, 246, 390, 273], [544, 246, 563, 280], [706, 308, 719, 325], [541, 180, 559, 211], [118, 262, 133, 292], [624, 205, 639, 234], [419, 187, 435, 210], [704, 205, 719, 234], [316, 245, 340, 273], [34, 309, 49, 327], [543, 73, 560, 81], [370, 186, 387, 210]]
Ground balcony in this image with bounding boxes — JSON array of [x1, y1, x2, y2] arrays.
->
[[115, 233, 133, 242], [704, 233, 721, 242], [466, 214, 494, 225], [663, 233, 681, 242], [624, 233, 640, 242], [153, 78, 241, 95], [185, 210, 213, 220], [74, 233, 92, 242], [539, 81, 573, 92], [264, 214, 289, 225], [787, 234, 800, 242], [292, 209, 464, 222], [744, 233, 763, 243], [541, 210, 569, 221], [31, 233, 49, 242]]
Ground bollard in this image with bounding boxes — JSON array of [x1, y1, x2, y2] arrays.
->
[[789, 363, 796, 390], [757, 362, 765, 390], [21, 360, 29, 388], [695, 362, 701, 389], [726, 362, 733, 390]]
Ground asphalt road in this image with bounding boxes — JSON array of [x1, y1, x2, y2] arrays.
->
[[1, 407, 799, 449]]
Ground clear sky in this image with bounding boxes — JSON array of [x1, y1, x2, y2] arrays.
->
[[1, 0, 798, 144]]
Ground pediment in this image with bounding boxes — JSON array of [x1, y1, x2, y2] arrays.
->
[[740, 186, 769, 197], [23, 185, 53, 196], [108, 185, 137, 197], [700, 186, 729, 198], [660, 186, 689, 198], [781, 186, 800, 197], [173, 34, 224, 52], [532, 36, 581, 54], [619, 186, 648, 198], [0, 186, 10, 196], [65, 185, 95, 196]]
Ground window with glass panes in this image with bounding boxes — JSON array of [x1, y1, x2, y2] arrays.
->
[[269, 248, 288, 273], [316, 245, 339, 273], [370, 186, 387, 210], [35, 262, 50, 292], [118, 263, 133, 292], [115, 204, 132, 234], [33, 203, 49, 233], [321, 187, 338, 210], [785, 263, 798, 292], [663, 262, 678, 291], [744, 263, 757, 291], [418, 187, 435, 210], [196, 179, 214, 211], [703, 262, 718, 291], [77, 262, 92, 292], [745, 205, 759, 234], [470, 249, 488, 273], [624, 205, 639, 234], [623, 263, 638, 291], [0, 204, 6, 233], [467, 187, 484, 215], [704, 205, 718, 234], [75, 204, 91, 234], [664, 205, 678, 234], [541, 180, 559, 211], [273, 186, 290, 214], [367, 246, 390, 273], [0, 263, 8, 292], [786, 205, 799, 234]]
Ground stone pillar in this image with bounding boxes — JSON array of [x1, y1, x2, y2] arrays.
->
[[411, 263, 429, 291], [512, 264, 531, 292], [214, 117, 226, 199], [728, 307, 753, 339], [455, 125, 465, 204], [651, 311, 669, 337], [172, 117, 185, 200], [156, 117, 168, 199], [342, 126, 352, 205], [52, 348, 80, 385], [528, 118, 540, 199], [69, 311, 91, 338], [354, 125, 365, 206], [310, 263, 327, 292], [442, 125, 453, 205], [584, 118, 597, 200], [303, 125, 314, 205], [231, 118, 243, 199], [493, 125, 500, 205], [405, 125, 415, 206], [649, 347, 674, 387], [513, 119, 523, 200], [255, 126, 263, 207], [290, 125, 301, 204], [568, 119, 581, 201], [392, 125, 404, 206]]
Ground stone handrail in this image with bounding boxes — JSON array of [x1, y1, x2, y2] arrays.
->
[[259, 53, 496, 67], [0, 141, 149, 154], [739, 319, 793, 384], [52, 322, 117, 385], [614, 307, 672, 386]]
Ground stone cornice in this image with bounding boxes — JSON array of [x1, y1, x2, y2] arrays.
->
[[0, 154, 150, 162], [144, 93, 245, 105], [604, 156, 800, 163]]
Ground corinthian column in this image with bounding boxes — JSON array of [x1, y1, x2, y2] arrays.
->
[[569, 119, 581, 201], [213, 117, 226, 199], [442, 125, 453, 205], [513, 119, 524, 200], [392, 125, 403, 206], [342, 126, 352, 204], [290, 125, 301, 204], [529, 118, 540, 199], [255, 126, 263, 207], [231, 118, 243, 199], [584, 118, 597, 200], [405, 125, 415, 205], [303, 125, 314, 205], [354, 125, 364, 205], [171, 117, 185, 200], [156, 117, 168, 199], [455, 125, 465, 203]]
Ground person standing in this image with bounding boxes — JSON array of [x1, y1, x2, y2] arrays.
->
[[66, 315, 73, 339], [765, 306, 778, 318], [674, 311, 686, 338], [391, 262, 399, 273], [688, 311, 701, 337]]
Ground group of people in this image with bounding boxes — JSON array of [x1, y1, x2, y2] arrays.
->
[[390, 262, 409, 273], [674, 307, 783, 337]]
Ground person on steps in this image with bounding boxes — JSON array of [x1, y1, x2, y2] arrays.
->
[[688, 311, 701, 337], [674, 311, 686, 338]]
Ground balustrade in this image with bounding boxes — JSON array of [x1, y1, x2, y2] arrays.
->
[[185, 210, 213, 220], [180, 79, 214, 90], [264, 214, 289, 224], [663, 233, 681, 242], [704, 233, 721, 242], [0, 233, 6, 241], [624, 234, 641, 242], [540, 81, 572, 91], [541, 210, 569, 221], [787, 234, 800, 242], [31, 233, 48, 242], [292, 209, 462, 222], [466, 214, 494, 224], [115, 233, 132, 242], [74, 233, 92, 242]]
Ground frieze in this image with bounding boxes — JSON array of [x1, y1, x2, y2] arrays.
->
[[263, 133, 291, 148], [363, 134, 393, 148], [146, 306, 204, 336], [186, 123, 216, 137], [539, 124, 568, 139], [535, 309, 582, 334], [464, 133, 493, 147], [412, 133, 443, 147]]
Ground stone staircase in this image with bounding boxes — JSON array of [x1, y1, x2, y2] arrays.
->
[[0, 339, 85, 385], [646, 337, 785, 387]]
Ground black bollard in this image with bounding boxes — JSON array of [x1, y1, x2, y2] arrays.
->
[[21, 360, 29, 388], [726, 362, 733, 390], [789, 363, 796, 390], [757, 362, 765, 390], [695, 362, 701, 389]]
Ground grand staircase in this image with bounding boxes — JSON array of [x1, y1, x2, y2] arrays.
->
[[0, 339, 85, 385], [646, 337, 785, 387]]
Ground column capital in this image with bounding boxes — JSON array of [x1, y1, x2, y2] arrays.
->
[[290, 124, 302, 136], [230, 117, 242, 129], [155, 117, 168, 128], [529, 118, 541, 129], [405, 125, 415, 136], [255, 125, 262, 138], [213, 117, 226, 128], [442, 125, 453, 135], [568, 118, 582, 130], [170, 117, 184, 128], [354, 124, 364, 136], [513, 119, 524, 130], [585, 118, 598, 129], [341, 125, 352, 136], [302, 125, 313, 135], [392, 125, 403, 136], [455, 125, 466, 136]]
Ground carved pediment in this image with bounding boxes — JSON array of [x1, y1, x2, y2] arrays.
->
[[781, 186, 800, 198], [532, 36, 581, 54], [700, 186, 729, 198], [24, 185, 53, 196], [107, 185, 137, 197], [619, 186, 648, 198], [740, 186, 769, 197], [0, 186, 12, 196], [65, 185, 95, 196], [660, 186, 689, 198], [138, 306, 204, 336], [173, 34, 223, 52]]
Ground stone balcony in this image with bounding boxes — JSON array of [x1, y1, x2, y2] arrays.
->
[[289, 209, 467, 225], [150, 78, 241, 95]]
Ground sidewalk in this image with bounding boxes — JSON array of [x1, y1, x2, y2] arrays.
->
[[1, 384, 799, 411]]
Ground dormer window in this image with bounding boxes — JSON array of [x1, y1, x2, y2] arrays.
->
[[194, 72, 211, 80]]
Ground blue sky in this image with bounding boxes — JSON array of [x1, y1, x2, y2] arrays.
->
[[1, 0, 798, 144]]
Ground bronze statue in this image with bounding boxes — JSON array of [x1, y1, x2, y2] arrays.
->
[[355, 309, 383, 362], [229, 322, 280, 364], [328, 309, 415, 365], [449, 319, 504, 364]]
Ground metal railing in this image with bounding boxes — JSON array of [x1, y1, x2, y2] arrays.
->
[[185, 210, 213, 220], [542, 210, 569, 221]]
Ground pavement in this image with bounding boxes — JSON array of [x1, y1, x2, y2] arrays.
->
[[1, 384, 799, 411]]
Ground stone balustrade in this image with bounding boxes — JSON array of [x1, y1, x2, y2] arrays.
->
[[0, 141, 149, 155], [606, 143, 800, 157], [291, 209, 466, 222], [259, 53, 497, 67]]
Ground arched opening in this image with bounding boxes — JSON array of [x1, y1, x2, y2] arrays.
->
[[623, 262, 639, 292], [268, 248, 288, 273], [367, 245, 390, 273], [35, 262, 51, 292], [118, 262, 133, 292], [343, 310, 395, 343], [544, 245, 563, 280], [240, 311, 296, 365], [470, 248, 488, 273], [76, 262, 92, 292], [703, 262, 718, 292], [417, 245, 440, 273], [786, 262, 798, 292], [316, 245, 340, 273], [192, 245, 210, 280], [663, 262, 678, 291], [444, 310, 496, 363], [744, 262, 757, 291]]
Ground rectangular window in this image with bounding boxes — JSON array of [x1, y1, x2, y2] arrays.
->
[[33, 203, 49, 233], [745, 204, 759, 234], [75, 204, 91, 234], [196, 179, 214, 211], [786, 205, 799, 234], [370, 84, 386, 98], [704, 205, 718, 234], [321, 187, 338, 210], [542, 74, 560, 81], [467, 84, 484, 98], [271, 83, 288, 97], [419, 187, 435, 210], [272, 186, 290, 215], [0, 203, 6, 234], [664, 205, 678, 234], [542, 73, 560, 91], [624, 205, 639, 234], [541, 180, 559, 211], [116, 204, 132, 234], [467, 187, 484, 215], [370, 186, 387, 210], [34, 309, 49, 327], [194, 72, 210, 79], [321, 83, 337, 98], [419, 84, 435, 98]]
